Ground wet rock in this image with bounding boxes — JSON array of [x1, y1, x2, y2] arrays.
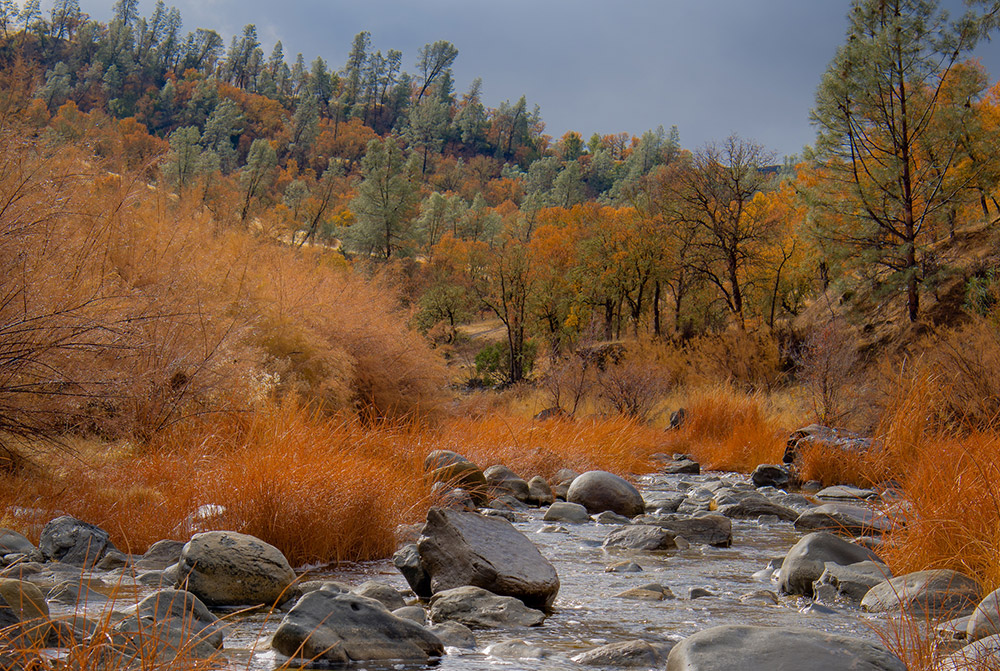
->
[[665, 624, 905, 671], [428, 585, 546, 628], [739, 589, 779, 605], [297, 580, 349, 595], [602, 525, 677, 552], [783, 425, 872, 465], [0, 579, 50, 645], [39, 516, 116, 568], [272, 591, 443, 664], [567, 471, 645, 517], [689, 587, 714, 599], [778, 532, 882, 597], [968, 588, 1000, 642], [795, 504, 893, 536], [750, 464, 791, 489], [615, 583, 675, 601], [543, 501, 591, 523], [417, 508, 560, 610], [428, 620, 476, 648], [392, 605, 427, 626], [814, 561, 892, 602], [393, 543, 432, 598], [424, 450, 488, 506], [176, 531, 296, 608], [595, 511, 632, 525], [717, 497, 798, 522], [95, 550, 130, 571], [484, 465, 531, 502], [636, 514, 732, 547], [134, 539, 185, 571], [117, 588, 224, 650], [605, 560, 643, 573], [47, 580, 110, 607], [485, 639, 553, 659], [573, 639, 671, 667], [662, 458, 700, 475], [815, 485, 879, 501], [527, 476, 555, 506], [0, 530, 34, 557], [645, 495, 684, 514], [352, 580, 406, 611], [862, 570, 981, 617]]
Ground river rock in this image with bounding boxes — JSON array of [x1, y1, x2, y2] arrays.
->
[[135, 540, 186, 570], [616, 583, 675, 601], [176, 531, 296, 608], [938, 633, 1000, 670], [816, 485, 879, 501], [0, 579, 48, 623], [424, 450, 488, 505], [717, 497, 799, 522], [352, 581, 406, 611], [778, 531, 882, 596], [595, 511, 632, 525], [427, 586, 546, 628], [795, 503, 893, 536], [38, 516, 116, 568], [428, 620, 476, 648], [606, 560, 643, 573], [968, 588, 1000, 642], [47, 580, 110, 608], [392, 605, 427, 626], [117, 588, 224, 650], [543, 501, 591, 523], [573, 639, 671, 667], [0, 530, 34, 557], [645, 495, 685, 514], [485, 639, 554, 659], [814, 560, 893, 602], [393, 543, 432, 598], [484, 465, 531, 502], [567, 471, 644, 517], [636, 514, 732, 547], [862, 570, 982, 617], [527, 476, 555, 506], [665, 624, 905, 671], [603, 525, 677, 551], [662, 458, 701, 475], [417, 508, 559, 610], [750, 464, 791, 489], [783, 424, 872, 465], [272, 590, 443, 664]]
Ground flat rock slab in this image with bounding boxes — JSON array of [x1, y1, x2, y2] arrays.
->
[[815, 485, 880, 501], [717, 498, 798, 522], [862, 569, 982, 617], [636, 514, 732, 547], [779, 531, 882, 597], [795, 503, 892, 536], [428, 586, 546, 629], [176, 531, 295, 608], [665, 625, 906, 671], [418, 508, 559, 611], [603, 525, 677, 552], [273, 591, 443, 665]]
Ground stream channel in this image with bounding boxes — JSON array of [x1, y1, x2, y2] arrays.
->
[[51, 469, 894, 670]]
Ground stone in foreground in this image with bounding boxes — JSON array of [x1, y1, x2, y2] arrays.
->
[[417, 508, 559, 610], [176, 531, 296, 608], [272, 591, 443, 665], [665, 625, 905, 671], [427, 586, 546, 629]]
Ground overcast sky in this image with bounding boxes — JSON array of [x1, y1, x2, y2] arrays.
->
[[69, 0, 1000, 159]]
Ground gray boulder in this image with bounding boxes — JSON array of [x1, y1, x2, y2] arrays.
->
[[665, 625, 905, 671], [635, 514, 732, 547], [116, 588, 224, 650], [602, 525, 677, 552], [968, 588, 1000, 642], [816, 485, 879, 501], [176, 531, 296, 608], [778, 531, 882, 596], [427, 585, 545, 628], [862, 569, 982, 617], [392, 606, 426, 626], [527, 476, 555, 506], [938, 633, 1000, 670], [750, 464, 791, 489], [135, 540, 185, 570], [417, 508, 559, 610], [485, 639, 554, 660], [393, 543, 431, 598], [567, 471, 644, 517], [716, 497, 798, 522], [484, 465, 531, 502], [428, 621, 476, 648], [542, 501, 591, 523], [0, 530, 34, 557], [815, 561, 893, 602], [39, 516, 115, 568], [352, 581, 406, 611], [662, 458, 700, 475], [424, 450, 488, 505], [272, 591, 443, 665], [573, 639, 671, 667], [795, 503, 892, 536]]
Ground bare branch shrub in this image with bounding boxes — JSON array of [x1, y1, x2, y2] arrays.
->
[[796, 317, 863, 426], [684, 328, 785, 391], [540, 352, 593, 416], [596, 356, 672, 422]]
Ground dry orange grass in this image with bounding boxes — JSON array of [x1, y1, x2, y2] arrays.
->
[[664, 386, 788, 473]]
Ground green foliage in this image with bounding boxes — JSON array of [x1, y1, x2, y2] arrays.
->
[[474, 339, 537, 386]]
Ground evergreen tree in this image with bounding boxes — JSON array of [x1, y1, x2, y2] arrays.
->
[[347, 137, 421, 259], [239, 138, 277, 223]]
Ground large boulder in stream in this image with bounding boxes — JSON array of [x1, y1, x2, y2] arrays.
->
[[665, 625, 905, 671], [862, 569, 982, 617], [272, 591, 443, 665], [417, 508, 559, 610], [175, 531, 296, 608], [39, 516, 116, 568], [778, 531, 883, 597], [567, 471, 644, 517]]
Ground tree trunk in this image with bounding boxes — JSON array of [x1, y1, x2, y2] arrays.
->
[[653, 280, 661, 337]]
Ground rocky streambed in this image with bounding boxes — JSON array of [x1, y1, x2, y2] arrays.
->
[[0, 456, 996, 670]]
